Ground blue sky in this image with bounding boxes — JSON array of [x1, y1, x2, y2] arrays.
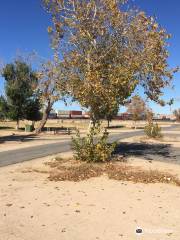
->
[[0, 0, 179, 113]]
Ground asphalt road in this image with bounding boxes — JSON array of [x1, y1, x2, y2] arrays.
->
[[0, 124, 179, 167], [0, 130, 144, 167]]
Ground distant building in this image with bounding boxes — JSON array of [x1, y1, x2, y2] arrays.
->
[[56, 110, 71, 119], [70, 110, 82, 119], [114, 113, 132, 120], [56, 110, 83, 119], [153, 113, 175, 121]]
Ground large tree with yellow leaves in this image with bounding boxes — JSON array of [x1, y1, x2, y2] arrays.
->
[[44, 0, 177, 126]]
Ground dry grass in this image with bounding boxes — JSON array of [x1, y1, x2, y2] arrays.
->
[[107, 164, 180, 186], [49, 164, 104, 182], [0, 119, 124, 130], [46, 158, 180, 186]]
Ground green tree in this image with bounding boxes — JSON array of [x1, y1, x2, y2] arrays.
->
[[24, 96, 42, 128], [2, 60, 38, 129], [0, 96, 8, 120]]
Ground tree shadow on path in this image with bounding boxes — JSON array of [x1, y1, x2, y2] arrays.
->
[[114, 142, 177, 162], [0, 134, 38, 144]]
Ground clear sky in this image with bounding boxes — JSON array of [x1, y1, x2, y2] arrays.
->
[[0, 0, 179, 113]]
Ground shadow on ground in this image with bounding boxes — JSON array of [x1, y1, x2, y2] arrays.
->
[[114, 142, 174, 161], [0, 126, 14, 130], [106, 125, 125, 129], [0, 134, 38, 144], [0, 132, 71, 144]]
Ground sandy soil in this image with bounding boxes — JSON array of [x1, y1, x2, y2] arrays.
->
[[1, 140, 180, 240], [122, 133, 180, 147]]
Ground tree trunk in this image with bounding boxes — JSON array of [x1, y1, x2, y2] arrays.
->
[[35, 101, 53, 134], [134, 120, 137, 129], [107, 119, 110, 128], [89, 112, 97, 128], [15, 120, 19, 130], [32, 121, 35, 130], [88, 120, 93, 132]]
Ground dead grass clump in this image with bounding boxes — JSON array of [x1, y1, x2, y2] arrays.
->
[[46, 159, 180, 186], [48, 164, 103, 182], [106, 164, 180, 186]]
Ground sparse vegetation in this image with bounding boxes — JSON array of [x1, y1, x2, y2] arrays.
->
[[49, 163, 104, 182], [72, 125, 116, 162], [144, 122, 162, 138], [127, 96, 147, 129], [47, 158, 180, 186], [174, 109, 180, 122]]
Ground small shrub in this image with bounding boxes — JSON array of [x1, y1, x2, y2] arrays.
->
[[71, 125, 116, 162], [144, 122, 162, 138]]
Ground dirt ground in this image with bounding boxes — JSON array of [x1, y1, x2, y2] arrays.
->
[[0, 119, 172, 130], [0, 135, 180, 240]]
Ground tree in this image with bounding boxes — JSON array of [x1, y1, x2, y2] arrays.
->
[[145, 109, 154, 124], [173, 109, 180, 122], [0, 96, 8, 120], [127, 96, 146, 129], [87, 100, 119, 128], [101, 102, 119, 128], [2, 60, 38, 129], [24, 97, 42, 128], [35, 60, 66, 133], [44, 0, 177, 129]]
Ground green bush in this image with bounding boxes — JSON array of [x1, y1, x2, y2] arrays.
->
[[144, 122, 162, 138], [72, 125, 116, 162]]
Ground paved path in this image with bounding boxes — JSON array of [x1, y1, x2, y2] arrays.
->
[[0, 130, 143, 167], [0, 124, 179, 167]]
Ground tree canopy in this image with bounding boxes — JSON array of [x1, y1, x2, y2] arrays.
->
[[35, 60, 66, 133], [2, 60, 39, 128], [127, 95, 146, 123], [0, 96, 8, 120], [44, 0, 177, 125]]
